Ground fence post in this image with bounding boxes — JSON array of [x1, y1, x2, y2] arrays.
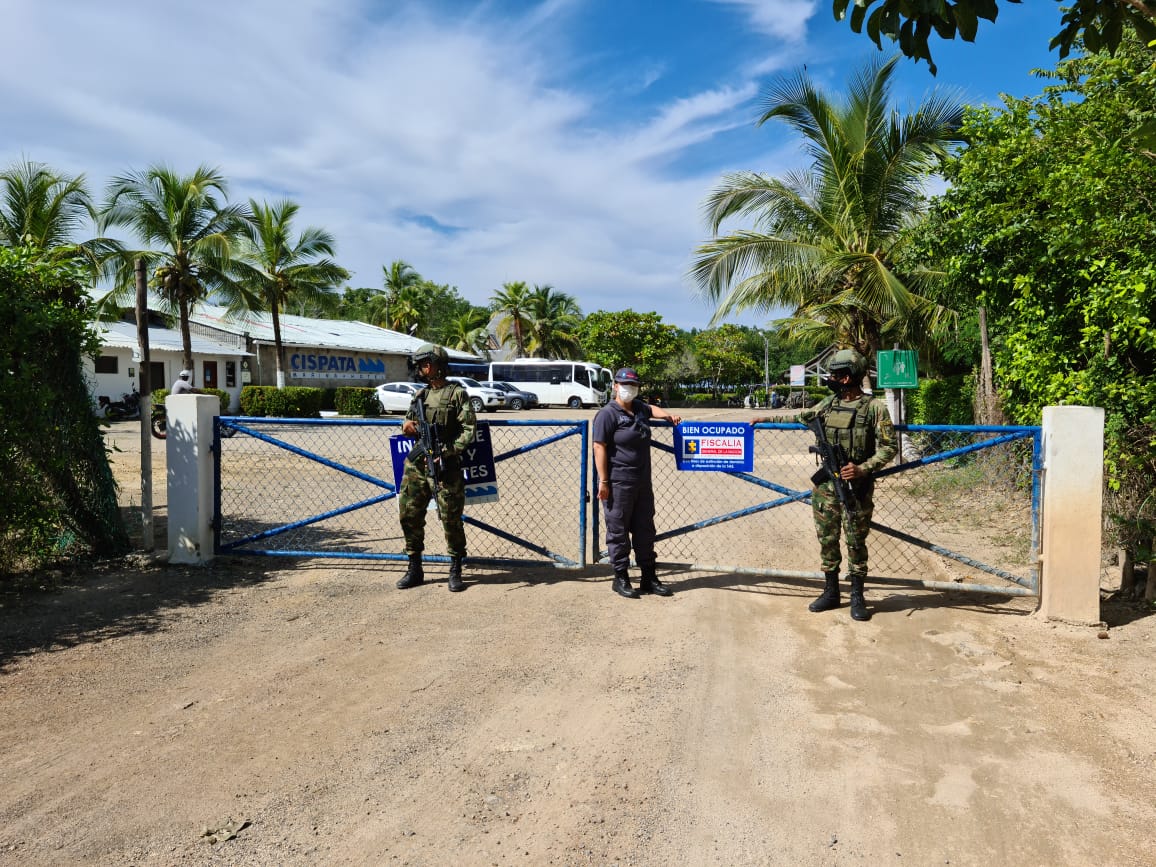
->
[[1039, 405, 1104, 622], [166, 394, 218, 565]]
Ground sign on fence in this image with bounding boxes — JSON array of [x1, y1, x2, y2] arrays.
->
[[389, 422, 499, 505], [674, 422, 753, 472]]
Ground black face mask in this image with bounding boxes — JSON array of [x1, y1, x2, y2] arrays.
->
[[825, 368, 854, 393]]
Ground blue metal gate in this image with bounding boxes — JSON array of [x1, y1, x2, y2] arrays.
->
[[213, 417, 590, 569], [593, 422, 1042, 596]]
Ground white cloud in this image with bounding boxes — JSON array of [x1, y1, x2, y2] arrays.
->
[[707, 0, 817, 41], [0, 0, 799, 328]]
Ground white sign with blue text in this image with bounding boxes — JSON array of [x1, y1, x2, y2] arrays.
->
[[389, 422, 499, 506], [673, 422, 753, 473]]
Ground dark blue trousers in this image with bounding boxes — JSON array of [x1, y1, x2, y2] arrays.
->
[[603, 479, 656, 572]]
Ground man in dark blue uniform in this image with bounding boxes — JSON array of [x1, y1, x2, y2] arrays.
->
[[592, 368, 682, 599]]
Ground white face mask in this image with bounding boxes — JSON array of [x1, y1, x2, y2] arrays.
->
[[617, 384, 639, 403]]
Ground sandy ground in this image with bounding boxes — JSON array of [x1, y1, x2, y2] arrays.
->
[[1, 415, 1154, 866]]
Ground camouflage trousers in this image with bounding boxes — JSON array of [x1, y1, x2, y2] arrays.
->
[[811, 478, 875, 577], [398, 453, 467, 557]]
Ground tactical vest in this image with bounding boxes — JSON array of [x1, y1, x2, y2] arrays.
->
[[418, 383, 466, 441], [821, 395, 876, 464]]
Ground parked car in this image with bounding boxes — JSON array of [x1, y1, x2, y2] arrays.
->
[[375, 381, 421, 413], [480, 381, 539, 410], [446, 377, 505, 413]]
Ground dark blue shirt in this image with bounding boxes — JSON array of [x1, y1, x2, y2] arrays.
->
[[593, 399, 653, 482]]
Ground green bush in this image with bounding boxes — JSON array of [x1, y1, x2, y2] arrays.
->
[[334, 387, 381, 417], [906, 375, 973, 425], [153, 387, 230, 414], [239, 386, 323, 417]]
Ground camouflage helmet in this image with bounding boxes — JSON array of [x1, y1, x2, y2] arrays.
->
[[411, 343, 448, 367], [828, 348, 867, 378]]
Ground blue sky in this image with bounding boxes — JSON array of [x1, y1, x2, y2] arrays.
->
[[2, 0, 1062, 330]]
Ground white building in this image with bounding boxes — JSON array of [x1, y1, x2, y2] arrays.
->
[[87, 320, 250, 412]]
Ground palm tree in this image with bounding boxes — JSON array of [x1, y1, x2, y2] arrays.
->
[[366, 259, 422, 330], [444, 309, 491, 355], [100, 165, 251, 373], [691, 56, 963, 361], [491, 280, 532, 357], [525, 285, 582, 358], [234, 200, 350, 388], [0, 158, 116, 274]]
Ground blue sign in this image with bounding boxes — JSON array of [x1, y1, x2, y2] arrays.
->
[[674, 422, 753, 472], [389, 422, 499, 505]]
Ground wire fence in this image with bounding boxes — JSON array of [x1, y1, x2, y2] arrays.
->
[[215, 418, 589, 567], [214, 418, 1040, 594], [595, 422, 1040, 594]]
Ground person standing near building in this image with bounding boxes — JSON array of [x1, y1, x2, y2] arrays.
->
[[593, 367, 682, 599], [171, 369, 199, 394], [752, 349, 896, 620], [396, 344, 476, 593]]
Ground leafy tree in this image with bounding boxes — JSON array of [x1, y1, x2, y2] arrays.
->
[[490, 281, 532, 357], [366, 259, 422, 330], [334, 286, 378, 321], [418, 281, 479, 347], [693, 325, 761, 397], [691, 56, 962, 365], [914, 39, 1156, 555], [831, 0, 1156, 75], [443, 309, 492, 355], [576, 310, 680, 385], [0, 158, 116, 273], [525, 285, 582, 358], [99, 165, 250, 373], [234, 199, 350, 388]]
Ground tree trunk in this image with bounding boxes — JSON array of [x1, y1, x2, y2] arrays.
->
[[975, 305, 1005, 424], [272, 300, 286, 390], [179, 295, 194, 379]]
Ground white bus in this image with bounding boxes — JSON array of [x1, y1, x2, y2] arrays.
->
[[453, 359, 612, 408]]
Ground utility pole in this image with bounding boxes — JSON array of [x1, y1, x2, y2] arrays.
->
[[135, 257, 154, 551]]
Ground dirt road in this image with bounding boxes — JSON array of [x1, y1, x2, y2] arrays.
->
[[1, 419, 1153, 865]]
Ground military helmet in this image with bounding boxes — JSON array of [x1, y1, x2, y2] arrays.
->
[[411, 343, 448, 366], [828, 348, 867, 378]]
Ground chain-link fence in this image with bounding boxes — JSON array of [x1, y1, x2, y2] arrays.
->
[[215, 417, 589, 567], [594, 422, 1040, 595]]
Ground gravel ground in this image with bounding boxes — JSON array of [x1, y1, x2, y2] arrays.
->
[[0, 414, 1153, 866]]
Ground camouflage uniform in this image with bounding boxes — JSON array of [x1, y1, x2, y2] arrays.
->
[[399, 382, 476, 558], [797, 394, 897, 578]]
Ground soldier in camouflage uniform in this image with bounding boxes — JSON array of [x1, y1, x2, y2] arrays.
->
[[396, 344, 476, 593], [753, 349, 896, 620]]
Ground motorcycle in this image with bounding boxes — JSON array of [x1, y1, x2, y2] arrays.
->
[[99, 389, 141, 421], [150, 402, 237, 440]]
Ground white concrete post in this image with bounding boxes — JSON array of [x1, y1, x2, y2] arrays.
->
[[1039, 405, 1104, 622], [166, 394, 218, 565]]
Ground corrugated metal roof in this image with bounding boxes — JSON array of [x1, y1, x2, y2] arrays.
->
[[187, 305, 480, 361], [98, 321, 251, 356]]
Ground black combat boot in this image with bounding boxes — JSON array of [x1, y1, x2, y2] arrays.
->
[[612, 569, 640, 599], [447, 556, 465, 592], [396, 554, 424, 589], [849, 573, 871, 621], [638, 563, 673, 597], [808, 571, 841, 612]]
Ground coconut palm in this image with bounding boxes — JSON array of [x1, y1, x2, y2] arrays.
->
[[691, 56, 963, 361], [525, 284, 582, 358], [444, 309, 492, 355], [233, 200, 350, 388], [0, 158, 117, 274], [366, 259, 423, 330], [491, 280, 532, 357], [100, 165, 251, 372]]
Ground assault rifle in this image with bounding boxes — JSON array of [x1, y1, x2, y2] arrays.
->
[[804, 416, 860, 515], [412, 397, 444, 518]]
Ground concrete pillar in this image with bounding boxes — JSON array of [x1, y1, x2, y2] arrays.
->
[[166, 394, 218, 564], [1039, 405, 1104, 622]]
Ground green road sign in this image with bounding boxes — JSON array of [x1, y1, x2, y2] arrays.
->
[[876, 350, 918, 389]]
